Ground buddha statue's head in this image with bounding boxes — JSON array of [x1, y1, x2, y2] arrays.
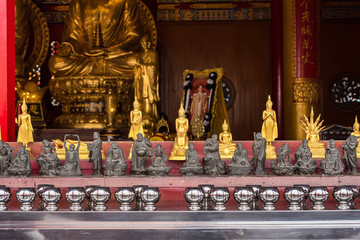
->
[[328, 139, 335, 148], [188, 142, 195, 151], [302, 139, 308, 148], [42, 139, 50, 146], [69, 144, 75, 151], [237, 142, 243, 150], [222, 120, 229, 132], [112, 142, 118, 149], [19, 145, 26, 153], [140, 35, 151, 51], [93, 132, 100, 139], [178, 103, 185, 117], [211, 134, 218, 141], [21, 98, 28, 113], [354, 116, 359, 132], [133, 97, 140, 110], [266, 95, 273, 110]]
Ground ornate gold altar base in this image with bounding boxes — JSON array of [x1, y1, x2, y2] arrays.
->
[[308, 142, 325, 159]]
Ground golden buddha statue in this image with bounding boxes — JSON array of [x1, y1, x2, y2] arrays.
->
[[15, 99, 34, 149], [48, 0, 158, 129], [169, 103, 189, 160], [300, 107, 326, 158], [261, 95, 278, 159], [128, 97, 144, 140], [351, 115, 360, 156], [219, 120, 236, 158]]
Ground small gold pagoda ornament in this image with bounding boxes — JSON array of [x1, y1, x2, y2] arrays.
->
[[300, 107, 326, 158], [169, 103, 189, 160], [261, 95, 278, 159], [15, 98, 34, 150], [219, 120, 236, 158], [351, 115, 360, 156], [191, 118, 205, 140]]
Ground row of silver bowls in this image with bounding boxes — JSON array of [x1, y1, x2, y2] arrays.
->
[[0, 185, 160, 211], [184, 185, 359, 211]]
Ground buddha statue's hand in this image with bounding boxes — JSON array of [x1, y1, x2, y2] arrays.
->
[[84, 49, 107, 57], [58, 43, 74, 57]]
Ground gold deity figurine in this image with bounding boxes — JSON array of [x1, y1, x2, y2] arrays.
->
[[300, 107, 326, 158], [261, 95, 278, 159], [219, 120, 236, 158], [128, 97, 145, 140], [351, 115, 360, 156], [169, 103, 189, 160], [15, 99, 34, 149]]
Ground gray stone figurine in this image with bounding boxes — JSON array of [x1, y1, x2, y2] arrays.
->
[[227, 142, 252, 176], [203, 134, 226, 176], [341, 135, 358, 175], [104, 137, 128, 177], [252, 132, 267, 175], [130, 133, 152, 175], [7, 145, 32, 177], [270, 143, 295, 176], [87, 132, 103, 175], [58, 134, 82, 177], [320, 139, 344, 175], [295, 139, 317, 175], [0, 140, 14, 175], [37, 140, 61, 176], [179, 143, 203, 176], [147, 144, 171, 176]]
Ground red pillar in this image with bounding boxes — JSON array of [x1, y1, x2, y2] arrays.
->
[[271, 0, 283, 139], [0, 0, 15, 141]]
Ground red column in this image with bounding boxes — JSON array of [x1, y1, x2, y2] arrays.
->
[[271, 0, 283, 139], [0, 0, 15, 141]]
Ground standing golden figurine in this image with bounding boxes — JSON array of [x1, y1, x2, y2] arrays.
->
[[351, 115, 360, 156], [219, 120, 236, 158], [15, 99, 34, 149], [169, 103, 189, 160], [134, 36, 160, 137], [128, 97, 144, 140], [300, 107, 326, 158], [261, 95, 278, 159]]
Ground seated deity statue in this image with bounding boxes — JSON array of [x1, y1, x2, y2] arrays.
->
[[320, 139, 344, 176], [130, 133, 152, 175], [147, 144, 171, 176], [179, 143, 203, 176], [295, 139, 317, 175], [7, 146, 32, 177], [218, 120, 236, 158], [270, 143, 295, 176], [227, 142, 251, 176], [58, 134, 82, 177], [104, 141, 128, 177], [203, 134, 226, 176], [36, 139, 61, 176], [0, 141, 13, 175]]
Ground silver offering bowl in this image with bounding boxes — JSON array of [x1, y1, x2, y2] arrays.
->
[[246, 185, 262, 210], [16, 188, 36, 211], [210, 187, 230, 211], [345, 185, 358, 209], [184, 187, 204, 211], [36, 184, 55, 210], [42, 187, 62, 211], [284, 187, 305, 211], [333, 186, 353, 210], [90, 187, 111, 211], [234, 187, 254, 211], [293, 184, 310, 209], [0, 186, 11, 211], [140, 187, 160, 211], [65, 187, 85, 211], [115, 187, 135, 211], [259, 187, 280, 211], [133, 185, 149, 211], [198, 185, 214, 210], [308, 187, 329, 210], [85, 185, 100, 211]]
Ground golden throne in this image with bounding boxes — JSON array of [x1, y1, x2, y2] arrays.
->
[[49, 0, 157, 129]]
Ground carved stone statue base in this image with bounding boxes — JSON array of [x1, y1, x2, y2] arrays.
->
[[265, 145, 277, 159], [270, 164, 296, 176], [227, 165, 252, 176], [179, 166, 203, 176], [147, 166, 171, 176], [308, 142, 325, 159], [297, 165, 318, 175], [130, 169, 147, 175]]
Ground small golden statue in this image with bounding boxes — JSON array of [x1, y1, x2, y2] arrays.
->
[[128, 97, 145, 140], [169, 103, 189, 160], [351, 115, 360, 156], [15, 98, 34, 149], [219, 120, 236, 158], [300, 107, 326, 158], [261, 95, 278, 159]]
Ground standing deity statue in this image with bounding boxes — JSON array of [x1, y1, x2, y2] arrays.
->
[[169, 103, 189, 160], [87, 132, 103, 175], [128, 97, 144, 140], [15, 98, 34, 149], [252, 132, 267, 175], [203, 134, 226, 176], [261, 95, 278, 159], [351, 115, 360, 156], [190, 85, 208, 127], [218, 120, 236, 158], [341, 135, 358, 175], [59, 134, 82, 177], [130, 133, 152, 175]]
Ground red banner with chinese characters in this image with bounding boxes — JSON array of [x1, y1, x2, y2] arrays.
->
[[293, 0, 319, 78]]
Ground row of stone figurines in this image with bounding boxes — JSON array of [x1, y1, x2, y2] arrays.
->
[[0, 132, 357, 177]]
